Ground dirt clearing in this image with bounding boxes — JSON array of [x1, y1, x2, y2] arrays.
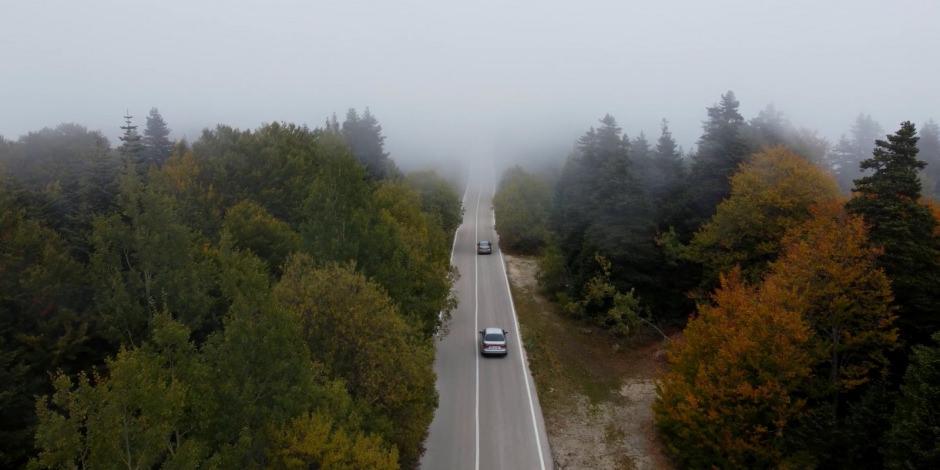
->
[[505, 254, 672, 470]]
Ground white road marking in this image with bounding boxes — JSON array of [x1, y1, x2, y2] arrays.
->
[[494, 198, 548, 470], [473, 186, 481, 470]]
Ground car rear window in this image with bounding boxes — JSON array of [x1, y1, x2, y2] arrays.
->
[[484, 333, 504, 341]]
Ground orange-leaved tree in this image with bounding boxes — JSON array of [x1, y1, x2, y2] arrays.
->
[[764, 201, 897, 406], [654, 269, 813, 468], [656, 201, 898, 467]]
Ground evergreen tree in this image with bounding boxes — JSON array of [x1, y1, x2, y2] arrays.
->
[[551, 115, 658, 322], [631, 131, 652, 166], [830, 114, 883, 191], [324, 112, 341, 134], [118, 112, 144, 166], [687, 91, 751, 228], [342, 108, 399, 179], [651, 119, 686, 212], [746, 104, 829, 163], [847, 121, 940, 345], [918, 119, 940, 198], [827, 135, 855, 188], [141, 107, 173, 167], [885, 332, 940, 469]]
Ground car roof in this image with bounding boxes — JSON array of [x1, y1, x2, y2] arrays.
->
[[483, 327, 504, 335], [479, 240, 490, 244]]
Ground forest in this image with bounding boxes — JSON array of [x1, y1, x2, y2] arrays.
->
[[0, 108, 462, 469], [493, 91, 940, 468]]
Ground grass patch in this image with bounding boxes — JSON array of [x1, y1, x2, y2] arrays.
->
[[509, 267, 641, 407]]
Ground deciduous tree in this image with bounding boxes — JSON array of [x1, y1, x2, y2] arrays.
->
[[273, 256, 436, 468], [687, 146, 840, 285], [655, 269, 813, 468]]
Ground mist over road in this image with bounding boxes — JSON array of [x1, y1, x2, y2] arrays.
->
[[421, 180, 552, 469]]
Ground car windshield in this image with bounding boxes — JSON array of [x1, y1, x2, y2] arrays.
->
[[484, 333, 504, 342], [480, 241, 490, 246]]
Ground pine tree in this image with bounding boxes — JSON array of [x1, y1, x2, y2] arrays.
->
[[323, 112, 341, 134], [652, 119, 685, 202], [141, 107, 173, 167], [341, 107, 398, 179], [847, 121, 940, 345], [831, 114, 883, 191], [826, 135, 855, 189], [687, 91, 751, 226], [885, 332, 940, 469], [918, 119, 940, 198], [119, 112, 144, 166], [550, 115, 659, 322]]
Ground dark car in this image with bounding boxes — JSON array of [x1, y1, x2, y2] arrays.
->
[[477, 240, 492, 254], [479, 327, 508, 356]]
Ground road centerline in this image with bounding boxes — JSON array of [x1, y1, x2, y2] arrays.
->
[[473, 186, 481, 470]]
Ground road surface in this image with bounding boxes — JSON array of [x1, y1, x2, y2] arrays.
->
[[421, 181, 553, 470]]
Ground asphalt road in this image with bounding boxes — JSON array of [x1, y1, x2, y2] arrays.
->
[[421, 181, 553, 470]]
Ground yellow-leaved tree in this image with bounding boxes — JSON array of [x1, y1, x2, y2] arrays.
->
[[687, 146, 840, 285]]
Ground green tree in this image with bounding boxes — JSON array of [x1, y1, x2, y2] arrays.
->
[[885, 332, 940, 469], [273, 256, 436, 468], [687, 91, 751, 225], [364, 182, 455, 337], [149, 143, 224, 238], [918, 119, 940, 198], [119, 113, 144, 166], [493, 166, 552, 253], [404, 170, 463, 234], [221, 200, 301, 273], [829, 114, 883, 191], [847, 121, 940, 345], [89, 169, 217, 346], [651, 119, 686, 213], [142, 107, 173, 168], [551, 115, 656, 315], [0, 124, 118, 249], [341, 108, 399, 180], [0, 194, 93, 468]]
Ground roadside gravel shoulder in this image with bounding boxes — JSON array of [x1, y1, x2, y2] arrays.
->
[[504, 254, 673, 470]]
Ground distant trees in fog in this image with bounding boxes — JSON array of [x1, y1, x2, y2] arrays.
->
[[493, 91, 940, 468]]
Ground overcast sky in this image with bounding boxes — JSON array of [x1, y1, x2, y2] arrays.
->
[[2, 0, 938, 167]]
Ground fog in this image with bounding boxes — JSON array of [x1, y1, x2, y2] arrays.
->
[[2, 0, 938, 168]]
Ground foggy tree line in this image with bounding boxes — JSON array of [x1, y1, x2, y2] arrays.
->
[[493, 91, 940, 467], [0, 109, 461, 468]]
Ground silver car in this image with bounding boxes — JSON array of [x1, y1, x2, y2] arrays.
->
[[479, 327, 508, 356], [477, 240, 492, 255]]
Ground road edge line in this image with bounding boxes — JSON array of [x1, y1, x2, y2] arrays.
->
[[496, 225, 549, 470]]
